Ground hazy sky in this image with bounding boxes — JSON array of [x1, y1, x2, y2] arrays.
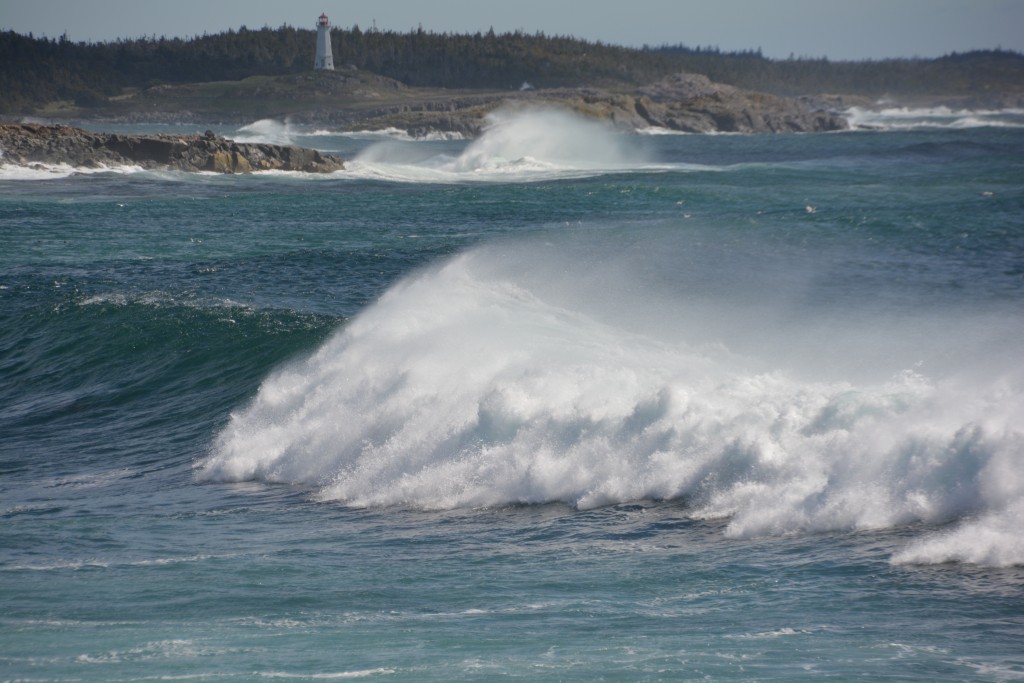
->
[[3, 0, 1022, 60]]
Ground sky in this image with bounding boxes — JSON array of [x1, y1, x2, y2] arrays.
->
[[2, 0, 1022, 61]]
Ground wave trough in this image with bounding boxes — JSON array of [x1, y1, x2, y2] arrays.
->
[[198, 242, 1024, 566]]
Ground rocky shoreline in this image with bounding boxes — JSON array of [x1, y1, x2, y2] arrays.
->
[[0, 72, 849, 172], [0, 123, 344, 173], [15, 68, 851, 140]]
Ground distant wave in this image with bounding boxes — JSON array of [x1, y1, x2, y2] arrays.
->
[[198, 240, 1024, 567], [229, 120, 467, 146], [846, 105, 1024, 131], [340, 127, 467, 142], [228, 118, 301, 146], [636, 127, 692, 136]]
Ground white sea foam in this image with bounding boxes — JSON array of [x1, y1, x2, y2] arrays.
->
[[636, 126, 691, 136], [79, 290, 255, 312], [257, 670, 396, 679], [729, 627, 811, 639], [2, 552, 237, 572], [846, 105, 1024, 131], [76, 639, 241, 664], [0, 162, 146, 180], [892, 501, 1024, 567], [342, 127, 467, 142], [344, 107, 649, 183], [198, 241, 1024, 566]]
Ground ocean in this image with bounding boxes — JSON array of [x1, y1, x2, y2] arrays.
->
[[2, 106, 1023, 682]]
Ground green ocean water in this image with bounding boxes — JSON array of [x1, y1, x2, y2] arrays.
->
[[2, 109, 1024, 681]]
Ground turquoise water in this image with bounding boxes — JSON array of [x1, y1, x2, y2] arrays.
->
[[2, 109, 1024, 681]]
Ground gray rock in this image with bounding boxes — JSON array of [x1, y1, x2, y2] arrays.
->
[[0, 123, 344, 173]]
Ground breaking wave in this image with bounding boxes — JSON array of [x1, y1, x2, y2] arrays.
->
[[846, 105, 1024, 131], [198, 240, 1024, 566], [229, 119, 302, 146], [344, 107, 650, 182]]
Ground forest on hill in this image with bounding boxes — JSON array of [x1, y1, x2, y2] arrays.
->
[[2, 25, 1022, 114]]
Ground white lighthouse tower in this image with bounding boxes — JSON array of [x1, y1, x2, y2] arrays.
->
[[314, 13, 334, 71]]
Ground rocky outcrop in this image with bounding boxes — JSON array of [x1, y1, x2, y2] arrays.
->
[[342, 73, 847, 137], [631, 92, 847, 134], [536, 74, 846, 134], [0, 124, 344, 173], [627, 72, 847, 133]]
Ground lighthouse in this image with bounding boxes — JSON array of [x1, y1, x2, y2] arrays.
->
[[314, 13, 334, 71]]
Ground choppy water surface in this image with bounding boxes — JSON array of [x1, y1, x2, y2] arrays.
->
[[2, 107, 1023, 681]]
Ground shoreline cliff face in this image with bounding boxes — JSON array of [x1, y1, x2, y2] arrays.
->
[[0, 123, 344, 173]]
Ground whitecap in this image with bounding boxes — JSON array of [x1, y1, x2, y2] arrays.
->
[[846, 105, 1024, 131], [197, 241, 1024, 566], [0, 162, 146, 180], [342, 127, 467, 142]]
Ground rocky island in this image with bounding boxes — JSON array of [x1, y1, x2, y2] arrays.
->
[[0, 123, 344, 173]]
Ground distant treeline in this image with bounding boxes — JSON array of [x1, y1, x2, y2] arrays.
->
[[2, 26, 1022, 112], [652, 43, 1024, 99]]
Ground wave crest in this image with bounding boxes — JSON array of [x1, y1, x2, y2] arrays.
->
[[197, 244, 1024, 564], [846, 105, 1024, 130]]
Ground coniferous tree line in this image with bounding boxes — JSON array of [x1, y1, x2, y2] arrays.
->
[[1, 26, 1021, 113], [650, 43, 1024, 97]]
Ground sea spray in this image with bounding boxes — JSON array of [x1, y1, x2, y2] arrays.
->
[[198, 241, 1024, 564], [451, 107, 643, 171], [230, 118, 300, 146], [347, 107, 649, 182], [892, 499, 1024, 567]]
